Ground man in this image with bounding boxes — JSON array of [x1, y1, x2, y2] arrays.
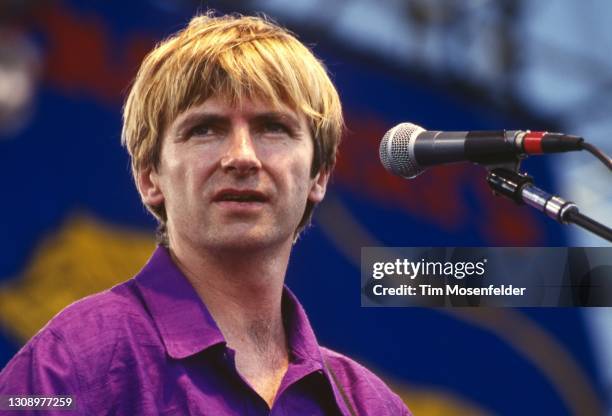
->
[[0, 13, 411, 415]]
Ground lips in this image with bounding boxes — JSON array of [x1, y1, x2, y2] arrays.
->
[[212, 189, 269, 203]]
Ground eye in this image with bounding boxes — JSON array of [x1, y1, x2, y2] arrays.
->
[[190, 123, 214, 137], [263, 121, 291, 135]]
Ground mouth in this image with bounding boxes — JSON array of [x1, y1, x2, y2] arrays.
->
[[213, 189, 269, 204]]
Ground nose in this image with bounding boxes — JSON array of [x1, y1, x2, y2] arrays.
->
[[220, 127, 262, 175]]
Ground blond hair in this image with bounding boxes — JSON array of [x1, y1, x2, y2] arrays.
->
[[122, 13, 343, 244]]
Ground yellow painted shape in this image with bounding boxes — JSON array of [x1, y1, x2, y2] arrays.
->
[[0, 214, 155, 342], [395, 386, 491, 416]]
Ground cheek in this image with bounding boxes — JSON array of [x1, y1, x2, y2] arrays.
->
[[266, 142, 314, 189], [169, 146, 218, 182], [286, 160, 315, 202], [157, 161, 198, 208]]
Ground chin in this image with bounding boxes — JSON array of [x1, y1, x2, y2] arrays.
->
[[204, 228, 291, 251]]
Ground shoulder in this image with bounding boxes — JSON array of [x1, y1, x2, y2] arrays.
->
[[45, 279, 150, 339], [52, 278, 142, 320], [320, 347, 411, 416], [0, 280, 163, 412], [40, 279, 163, 364], [2, 279, 163, 385]]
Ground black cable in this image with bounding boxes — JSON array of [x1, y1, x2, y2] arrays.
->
[[580, 141, 612, 171], [564, 209, 612, 242]]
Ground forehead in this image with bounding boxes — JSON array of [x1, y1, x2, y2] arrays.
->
[[170, 95, 308, 128]]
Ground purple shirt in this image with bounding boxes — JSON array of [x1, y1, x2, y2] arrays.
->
[[0, 247, 410, 415]]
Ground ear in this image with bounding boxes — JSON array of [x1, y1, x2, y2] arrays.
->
[[308, 169, 330, 204], [137, 167, 165, 207]]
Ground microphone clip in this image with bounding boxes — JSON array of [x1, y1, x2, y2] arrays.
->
[[486, 168, 612, 242]]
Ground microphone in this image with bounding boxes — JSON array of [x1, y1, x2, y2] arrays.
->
[[379, 123, 584, 178]]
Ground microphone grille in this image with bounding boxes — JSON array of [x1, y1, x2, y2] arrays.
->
[[379, 122, 425, 178]]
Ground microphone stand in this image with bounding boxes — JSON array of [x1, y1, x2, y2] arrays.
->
[[486, 168, 612, 243]]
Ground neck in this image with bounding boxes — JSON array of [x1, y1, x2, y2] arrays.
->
[[168, 237, 294, 407], [168, 237, 293, 349]]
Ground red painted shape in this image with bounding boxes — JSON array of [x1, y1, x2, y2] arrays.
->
[[473, 176, 543, 244], [33, 3, 153, 104], [335, 114, 544, 244], [523, 131, 546, 154], [336, 115, 471, 230]]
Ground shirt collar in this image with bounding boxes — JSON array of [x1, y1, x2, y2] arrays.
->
[[281, 287, 324, 366], [133, 246, 325, 367], [134, 246, 225, 359]]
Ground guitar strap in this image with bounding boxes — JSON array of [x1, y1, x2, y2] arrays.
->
[[322, 355, 359, 416]]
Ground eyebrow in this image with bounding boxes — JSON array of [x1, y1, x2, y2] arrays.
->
[[252, 112, 301, 129], [174, 113, 224, 137], [174, 110, 302, 136]]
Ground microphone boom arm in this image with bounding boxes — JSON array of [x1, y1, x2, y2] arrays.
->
[[486, 168, 612, 243]]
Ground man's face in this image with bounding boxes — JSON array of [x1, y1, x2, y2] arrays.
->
[[139, 96, 328, 252]]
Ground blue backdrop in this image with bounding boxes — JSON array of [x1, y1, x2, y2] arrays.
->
[[0, 1, 606, 415]]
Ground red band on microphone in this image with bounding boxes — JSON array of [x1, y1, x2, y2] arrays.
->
[[523, 131, 546, 154]]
